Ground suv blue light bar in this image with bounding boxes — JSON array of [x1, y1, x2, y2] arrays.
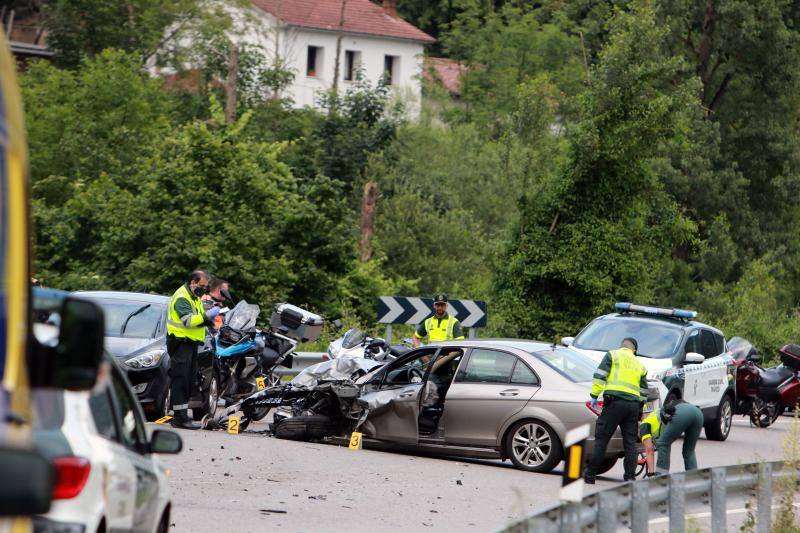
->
[[614, 302, 697, 320]]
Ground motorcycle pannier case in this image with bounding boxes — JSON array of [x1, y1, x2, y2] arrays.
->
[[780, 344, 800, 370], [270, 303, 324, 343]]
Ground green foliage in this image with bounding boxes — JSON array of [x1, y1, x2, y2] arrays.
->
[[494, 0, 697, 339]]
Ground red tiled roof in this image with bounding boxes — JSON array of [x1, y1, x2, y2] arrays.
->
[[423, 57, 466, 96], [253, 0, 435, 44]]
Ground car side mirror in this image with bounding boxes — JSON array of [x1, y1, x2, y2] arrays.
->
[[29, 293, 105, 390], [149, 429, 183, 454], [685, 352, 705, 365], [332, 319, 343, 331], [0, 446, 54, 516], [561, 337, 575, 347]]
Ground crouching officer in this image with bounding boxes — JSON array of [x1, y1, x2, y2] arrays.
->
[[584, 338, 648, 483], [167, 270, 220, 429], [641, 399, 704, 475]]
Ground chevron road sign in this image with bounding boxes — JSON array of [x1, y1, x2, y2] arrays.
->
[[377, 296, 487, 328]]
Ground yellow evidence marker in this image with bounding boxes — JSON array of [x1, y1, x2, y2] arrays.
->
[[256, 376, 266, 390], [349, 431, 363, 450], [154, 415, 173, 424], [228, 415, 241, 434]]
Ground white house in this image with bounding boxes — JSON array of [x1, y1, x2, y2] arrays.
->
[[244, 0, 435, 116]]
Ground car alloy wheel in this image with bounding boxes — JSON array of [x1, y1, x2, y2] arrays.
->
[[208, 375, 219, 418], [720, 397, 732, 436], [511, 422, 553, 468]]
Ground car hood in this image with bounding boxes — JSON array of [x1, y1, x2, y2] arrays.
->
[[567, 346, 674, 373], [104, 336, 164, 359]]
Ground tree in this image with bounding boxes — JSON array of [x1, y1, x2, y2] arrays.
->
[[493, 0, 697, 339]]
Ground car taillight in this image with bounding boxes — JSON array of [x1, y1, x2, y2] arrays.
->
[[52, 457, 91, 500], [585, 400, 604, 416]]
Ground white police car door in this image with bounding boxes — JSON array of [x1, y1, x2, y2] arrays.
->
[[682, 329, 726, 408]]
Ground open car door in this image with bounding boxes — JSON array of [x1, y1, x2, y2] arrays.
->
[[360, 348, 440, 444]]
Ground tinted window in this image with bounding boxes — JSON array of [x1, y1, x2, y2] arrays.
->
[[701, 330, 720, 358], [109, 370, 147, 450], [714, 333, 725, 355], [459, 349, 516, 384], [684, 330, 701, 355], [574, 318, 683, 359], [511, 361, 539, 385], [89, 388, 118, 441], [534, 348, 596, 382]]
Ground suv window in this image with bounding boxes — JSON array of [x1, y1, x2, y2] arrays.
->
[[458, 349, 516, 384], [89, 388, 118, 441], [700, 329, 720, 358], [109, 369, 148, 451], [684, 330, 701, 355], [713, 332, 725, 355]]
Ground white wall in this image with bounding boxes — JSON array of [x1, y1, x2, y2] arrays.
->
[[240, 8, 424, 117]]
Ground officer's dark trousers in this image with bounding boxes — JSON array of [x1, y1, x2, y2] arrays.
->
[[167, 336, 198, 420], [656, 402, 704, 473], [586, 397, 640, 480]]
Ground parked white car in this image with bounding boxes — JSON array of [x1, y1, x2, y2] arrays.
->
[[31, 351, 181, 533]]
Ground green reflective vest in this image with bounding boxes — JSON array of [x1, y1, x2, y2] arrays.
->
[[166, 284, 207, 342], [604, 347, 647, 399], [423, 314, 462, 342]]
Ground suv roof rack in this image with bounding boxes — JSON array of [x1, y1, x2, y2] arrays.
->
[[614, 302, 697, 321]]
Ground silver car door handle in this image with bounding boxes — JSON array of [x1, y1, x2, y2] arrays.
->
[[500, 389, 519, 396]]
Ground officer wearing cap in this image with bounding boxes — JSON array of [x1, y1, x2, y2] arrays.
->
[[412, 294, 465, 347], [584, 337, 649, 483], [640, 399, 704, 475]]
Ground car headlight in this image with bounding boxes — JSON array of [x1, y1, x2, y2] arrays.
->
[[125, 350, 165, 369], [327, 345, 339, 360]]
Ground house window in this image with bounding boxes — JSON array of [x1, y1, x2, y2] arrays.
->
[[383, 55, 399, 85], [307, 46, 323, 77], [344, 50, 361, 81]]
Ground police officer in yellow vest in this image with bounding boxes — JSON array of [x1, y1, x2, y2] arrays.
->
[[167, 270, 220, 429], [641, 399, 703, 476], [412, 294, 465, 347], [584, 337, 649, 483]]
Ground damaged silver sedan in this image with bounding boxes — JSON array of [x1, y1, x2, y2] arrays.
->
[[214, 340, 634, 474]]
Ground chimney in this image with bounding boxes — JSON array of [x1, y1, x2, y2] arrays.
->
[[382, 0, 397, 17]]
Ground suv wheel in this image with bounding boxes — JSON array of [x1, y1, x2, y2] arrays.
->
[[705, 394, 733, 441]]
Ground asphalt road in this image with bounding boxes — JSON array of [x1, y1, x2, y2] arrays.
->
[[155, 415, 799, 532]]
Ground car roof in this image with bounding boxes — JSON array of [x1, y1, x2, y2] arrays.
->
[[595, 313, 724, 336], [75, 290, 169, 304]]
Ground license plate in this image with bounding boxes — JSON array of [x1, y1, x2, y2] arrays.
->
[[256, 377, 266, 390]]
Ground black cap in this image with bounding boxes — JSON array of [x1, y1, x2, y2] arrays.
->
[[622, 337, 638, 351], [434, 294, 448, 304]]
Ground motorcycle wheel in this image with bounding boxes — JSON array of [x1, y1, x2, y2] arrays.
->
[[207, 373, 221, 419], [750, 400, 781, 428]]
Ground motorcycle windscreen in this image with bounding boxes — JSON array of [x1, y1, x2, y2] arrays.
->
[[360, 384, 422, 444], [224, 300, 260, 331]]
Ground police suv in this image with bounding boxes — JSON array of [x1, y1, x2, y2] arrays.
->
[[562, 303, 736, 441]]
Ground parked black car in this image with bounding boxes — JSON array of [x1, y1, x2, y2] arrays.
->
[[76, 291, 170, 421]]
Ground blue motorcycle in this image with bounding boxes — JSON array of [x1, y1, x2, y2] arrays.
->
[[205, 301, 296, 420]]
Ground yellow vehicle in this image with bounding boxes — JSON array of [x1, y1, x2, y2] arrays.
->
[[0, 32, 104, 532]]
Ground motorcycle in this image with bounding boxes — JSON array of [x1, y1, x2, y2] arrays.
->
[[204, 300, 297, 421], [326, 327, 411, 361], [729, 337, 800, 427]]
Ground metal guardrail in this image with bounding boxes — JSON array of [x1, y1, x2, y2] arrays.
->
[[500, 461, 798, 533], [273, 352, 326, 377]]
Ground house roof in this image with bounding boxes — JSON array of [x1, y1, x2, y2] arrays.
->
[[253, 0, 436, 44], [423, 57, 466, 96]]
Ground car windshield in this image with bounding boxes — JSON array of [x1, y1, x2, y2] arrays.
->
[[573, 317, 683, 359], [95, 300, 165, 339], [534, 348, 596, 382]]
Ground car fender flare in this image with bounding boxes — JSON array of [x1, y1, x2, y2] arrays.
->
[[496, 409, 567, 453]]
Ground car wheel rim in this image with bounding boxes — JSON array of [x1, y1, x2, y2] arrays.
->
[[512, 423, 551, 467], [721, 399, 732, 435], [208, 378, 218, 416]]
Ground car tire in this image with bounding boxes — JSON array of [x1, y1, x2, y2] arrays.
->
[[504, 420, 562, 473], [156, 511, 169, 533], [595, 456, 618, 475], [705, 393, 733, 441], [274, 415, 337, 441]]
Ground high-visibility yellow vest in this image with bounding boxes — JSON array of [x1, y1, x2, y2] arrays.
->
[[640, 410, 662, 442], [423, 314, 462, 342], [166, 284, 207, 342], [605, 347, 647, 399]]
